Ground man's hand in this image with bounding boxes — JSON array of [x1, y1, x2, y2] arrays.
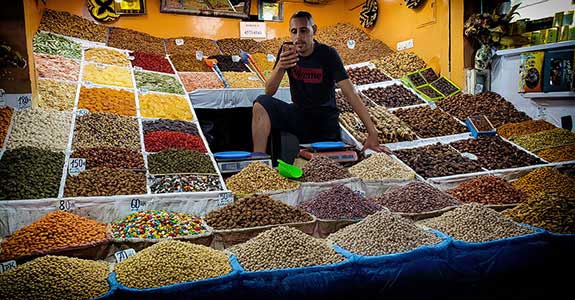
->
[[277, 44, 298, 70], [361, 132, 392, 154]]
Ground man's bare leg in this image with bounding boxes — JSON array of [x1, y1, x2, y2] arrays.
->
[[252, 102, 271, 153]]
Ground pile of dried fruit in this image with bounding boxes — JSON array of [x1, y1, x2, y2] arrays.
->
[[447, 176, 528, 205]]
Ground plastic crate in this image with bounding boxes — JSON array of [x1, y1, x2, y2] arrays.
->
[[416, 84, 445, 102], [465, 115, 496, 138], [430, 76, 461, 98]]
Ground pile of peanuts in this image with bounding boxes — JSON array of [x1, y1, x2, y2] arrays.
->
[[372, 52, 427, 78], [0, 211, 107, 260], [223, 72, 264, 88], [78, 86, 136, 116], [39, 9, 108, 43], [179, 72, 224, 91], [139, 93, 193, 121], [7, 108, 72, 151], [36, 79, 77, 111], [83, 64, 133, 88], [84, 47, 130, 67], [107, 27, 166, 55], [34, 53, 80, 82], [166, 36, 221, 57]]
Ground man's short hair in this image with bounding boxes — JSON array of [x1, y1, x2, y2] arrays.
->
[[290, 11, 314, 26]]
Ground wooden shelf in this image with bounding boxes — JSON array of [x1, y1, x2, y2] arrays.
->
[[522, 91, 575, 99], [495, 41, 575, 56]]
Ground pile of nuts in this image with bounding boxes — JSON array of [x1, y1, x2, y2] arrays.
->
[[300, 155, 352, 182], [147, 150, 216, 174], [143, 119, 199, 135], [370, 182, 460, 214], [223, 72, 264, 88], [361, 84, 424, 108], [108, 27, 166, 55], [449, 136, 543, 170], [84, 48, 130, 67], [0, 147, 64, 200], [71, 147, 145, 170], [231, 226, 344, 271], [504, 192, 575, 234], [447, 176, 528, 205], [115, 240, 232, 289], [316, 23, 370, 46], [393, 144, 484, 178], [135, 71, 185, 94], [328, 210, 441, 256], [144, 131, 206, 153], [393, 106, 468, 138], [110, 210, 209, 239], [259, 37, 289, 54], [510, 128, 575, 152], [0, 106, 13, 145], [39, 9, 108, 43], [298, 185, 380, 220], [437, 92, 531, 127], [497, 119, 556, 139], [170, 54, 212, 72], [139, 93, 193, 121], [349, 153, 415, 180], [335, 39, 396, 65], [78, 86, 136, 116], [511, 167, 575, 198], [73, 113, 140, 150], [340, 106, 417, 144], [208, 55, 250, 72], [36, 79, 77, 111], [166, 37, 221, 57], [8, 108, 72, 151], [179, 72, 224, 91], [131, 51, 175, 74], [420, 203, 534, 243], [34, 53, 80, 81], [33, 32, 82, 60], [335, 90, 373, 113], [347, 66, 391, 85], [64, 167, 147, 197], [0, 255, 110, 300], [0, 211, 107, 260], [205, 194, 312, 229], [372, 52, 426, 78], [225, 162, 299, 195], [536, 144, 575, 162], [216, 38, 266, 55], [149, 174, 223, 193], [83, 64, 133, 88]]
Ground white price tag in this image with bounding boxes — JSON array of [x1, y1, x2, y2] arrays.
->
[[231, 55, 241, 62], [248, 76, 259, 81], [347, 40, 356, 49], [68, 158, 86, 176], [77, 109, 90, 116], [0, 260, 17, 273], [266, 54, 275, 62], [217, 192, 234, 207], [114, 249, 136, 263], [460, 152, 478, 160], [17, 95, 32, 110], [128, 56, 135, 60], [353, 190, 366, 198], [134, 66, 143, 71], [428, 102, 437, 110], [0, 89, 6, 107], [129, 198, 146, 211], [57, 200, 76, 212], [196, 51, 203, 61], [139, 88, 148, 94], [175, 38, 184, 46]]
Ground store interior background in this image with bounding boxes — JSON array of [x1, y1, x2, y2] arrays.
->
[[19, 0, 575, 155]]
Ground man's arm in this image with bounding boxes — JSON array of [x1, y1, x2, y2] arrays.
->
[[265, 44, 298, 96], [338, 79, 390, 153], [265, 66, 286, 96]]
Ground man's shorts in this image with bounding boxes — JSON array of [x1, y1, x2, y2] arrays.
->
[[254, 94, 341, 144]]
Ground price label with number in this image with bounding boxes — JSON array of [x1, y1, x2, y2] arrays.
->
[[115, 249, 136, 263], [17, 95, 32, 110], [129, 198, 146, 211], [217, 192, 234, 207], [266, 54, 275, 62], [58, 200, 76, 212], [347, 40, 356, 49], [0, 260, 16, 273], [68, 158, 86, 176], [231, 55, 241, 62], [196, 51, 203, 61], [77, 109, 90, 116], [175, 38, 184, 46]]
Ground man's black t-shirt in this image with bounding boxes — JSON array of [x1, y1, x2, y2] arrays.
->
[[275, 41, 349, 111]]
